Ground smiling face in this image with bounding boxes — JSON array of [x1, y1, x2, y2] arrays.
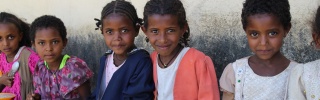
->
[[33, 27, 66, 63], [101, 13, 138, 56], [142, 14, 186, 57], [245, 14, 290, 60], [0, 23, 22, 57]]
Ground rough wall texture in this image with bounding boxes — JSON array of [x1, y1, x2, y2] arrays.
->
[[1, 0, 320, 90]]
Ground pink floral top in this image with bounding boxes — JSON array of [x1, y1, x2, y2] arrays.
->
[[33, 56, 93, 99], [0, 47, 40, 100]]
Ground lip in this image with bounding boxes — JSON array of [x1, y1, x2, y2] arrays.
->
[[112, 45, 125, 49], [44, 54, 55, 59], [156, 45, 170, 50], [256, 50, 272, 54], [3, 48, 11, 52]]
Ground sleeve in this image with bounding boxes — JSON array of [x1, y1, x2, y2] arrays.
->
[[33, 64, 41, 94], [123, 57, 155, 100], [219, 63, 235, 93], [60, 58, 94, 97], [287, 64, 306, 100], [195, 56, 220, 100], [28, 51, 41, 75]]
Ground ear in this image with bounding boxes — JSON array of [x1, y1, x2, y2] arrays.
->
[[63, 39, 68, 47], [19, 32, 23, 41], [181, 24, 188, 36], [284, 23, 292, 37], [134, 24, 140, 37], [31, 41, 35, 47], [312, 33, 320, 47], [141, 25, 148, 36]]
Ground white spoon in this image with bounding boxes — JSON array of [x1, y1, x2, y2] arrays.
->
[[8, 61, 19, 77]]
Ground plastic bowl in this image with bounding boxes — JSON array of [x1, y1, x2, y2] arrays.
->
[[0, 93, 15, 100]]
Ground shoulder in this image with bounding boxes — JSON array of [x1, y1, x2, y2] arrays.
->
[[301, 59, 320, 74], [183, 48, 209, 62], [66, 56, 88, 67]]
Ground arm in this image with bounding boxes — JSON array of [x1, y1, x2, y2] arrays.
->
[[123, 58, 155, 100], [219, 63, 236, 100], [287, 64, 306, 100], [77, 80, 91, 100], [195, 56, 220, 100]]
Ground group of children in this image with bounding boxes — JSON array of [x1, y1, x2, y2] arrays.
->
[[0, 0, 319, 100]]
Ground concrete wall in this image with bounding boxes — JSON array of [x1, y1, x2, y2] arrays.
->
[[1, 0, 319, 89]]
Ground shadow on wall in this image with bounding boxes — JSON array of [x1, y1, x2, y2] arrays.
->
[[63, 19, 320, 92]]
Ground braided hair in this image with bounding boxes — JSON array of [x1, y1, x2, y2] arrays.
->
[[96, 0, 142, 32], [143, 0, 190, 47], [0, 12, 31, 47], [241, 0, 292, 30]]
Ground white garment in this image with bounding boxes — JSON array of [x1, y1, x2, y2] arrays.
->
[[233, 57, 297, 100], [98, 52, 125, 100], [288, 59, 320, 100], [157, 47, 190, 100]]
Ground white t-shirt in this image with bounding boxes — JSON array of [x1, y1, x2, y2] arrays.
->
[[157, 47, 190, 100]]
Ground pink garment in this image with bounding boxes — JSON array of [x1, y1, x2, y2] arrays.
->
[[0, 47, 40, 100], [105, 53, 122, 87]]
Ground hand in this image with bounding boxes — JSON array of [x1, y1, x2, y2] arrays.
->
[[0, 73, 13, 87], [26, 93, 40, 100]]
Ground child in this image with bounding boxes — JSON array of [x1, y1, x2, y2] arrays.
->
[[142, 0, 220, 99], [0, 12, 40, 100], [287, 6, 320, 100], [219, 0, 298, 99], [27, 15, 93, 100], [90, 0, 154, 99]]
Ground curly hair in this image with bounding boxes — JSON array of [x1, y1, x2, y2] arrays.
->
[[143, 0, 190, 47], [241, 0, 292, 30], [0, 12, 31, 47], [313, 6, 320, 36], [95, 0, 142, 32], [30, 15, 67, 42]]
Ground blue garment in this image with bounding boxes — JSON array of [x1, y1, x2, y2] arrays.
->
[[90, 49, 154, 100]]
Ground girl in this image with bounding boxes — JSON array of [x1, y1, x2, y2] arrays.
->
[[287, 6, 320, 100], [90, 0, 154, 99], [27, 15, 93, 100], [219, 0, 298, 99], [0, 12, 40, 100], [142, 0, 220, 99]]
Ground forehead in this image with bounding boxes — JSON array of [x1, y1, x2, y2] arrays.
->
[[147, 14, 179, 27], [0, 23, 19, 34], [102, 13, 132, 26], [35, 27, 62, 40], [246, 14, 282, 29]]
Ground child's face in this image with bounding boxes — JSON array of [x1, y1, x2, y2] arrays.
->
[[245, 14, 290, 60], [101, 13, 138, 55], [33, 27, 66, 63], [0, 23, 22, 57], [142, 14, 186, 56]]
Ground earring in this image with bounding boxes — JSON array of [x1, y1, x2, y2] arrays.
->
[[145, 37, 149, 42]]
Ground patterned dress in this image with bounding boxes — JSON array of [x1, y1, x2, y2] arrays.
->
[[33, 56, 93, 100], [0, 47, 40, 100]]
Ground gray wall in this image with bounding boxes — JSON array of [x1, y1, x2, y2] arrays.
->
[[1, 0, 320, 90]]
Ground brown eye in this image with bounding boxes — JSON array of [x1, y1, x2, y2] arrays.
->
[[250, 32, 258, 37], [268, 32, 277, 36]]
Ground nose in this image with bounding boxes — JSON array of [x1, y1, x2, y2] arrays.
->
[[259, 35, 268, 46], [45, 44, 53, 51], [2, 39, 9, 46], [159, 32, 167, 43], [114, 32, 122, 41]]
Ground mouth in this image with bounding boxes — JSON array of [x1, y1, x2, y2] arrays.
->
[[156, 45, 170, 50], [44, 54, 55, 59], [3, 48, 11, 52], [112, 44, 125, 49], [256, 50, 272, 54]]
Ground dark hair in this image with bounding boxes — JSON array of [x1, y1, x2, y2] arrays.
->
[[313, 6, 320, 37], [30, 15, 67, 42], [0, 12, 31, 47], [241, 0, 292, 30], [143, 0, 190, 47], [95, 0, 142, 32]]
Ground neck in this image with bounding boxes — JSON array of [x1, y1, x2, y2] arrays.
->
[[46, 55, 64, 71], [252, 51, 288, 65], [6, 48, 20, 62]]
